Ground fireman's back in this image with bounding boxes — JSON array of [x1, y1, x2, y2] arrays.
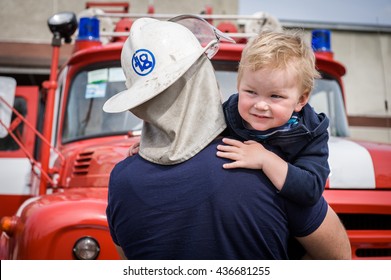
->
[[106, 138, 328, 259]]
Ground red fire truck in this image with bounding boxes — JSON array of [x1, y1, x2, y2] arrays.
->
[[0, 4, 390, 260]]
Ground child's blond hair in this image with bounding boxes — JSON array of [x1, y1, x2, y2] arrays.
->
[[238, 30, 321, 95]]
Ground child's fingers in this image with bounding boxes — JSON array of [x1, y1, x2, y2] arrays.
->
[[222, 161, 243, 169], [243, 140, 258, 145], [217, 144, 237, 152], [216, 151, 238, 160], [131, 146, 140, 155], [128, 142, 140, 156], [222, 138, 243, 147]]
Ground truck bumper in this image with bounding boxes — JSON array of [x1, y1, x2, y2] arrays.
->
[[324, 189, 391, 259]]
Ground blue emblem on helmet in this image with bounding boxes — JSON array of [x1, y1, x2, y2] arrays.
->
[[132, 49, 155, 76]]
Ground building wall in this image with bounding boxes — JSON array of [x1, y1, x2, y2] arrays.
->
[[0, 0, 390, 143], [0, 0, 237, 43], [332, 31, 391, 143]]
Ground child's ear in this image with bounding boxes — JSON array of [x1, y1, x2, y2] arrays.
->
[[294, 92, 309, 112]]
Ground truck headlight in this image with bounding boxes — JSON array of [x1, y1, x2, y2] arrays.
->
[[73, 237, 100, 260]]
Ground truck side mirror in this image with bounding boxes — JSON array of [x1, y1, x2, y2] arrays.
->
[[0, 76, 16, 138]]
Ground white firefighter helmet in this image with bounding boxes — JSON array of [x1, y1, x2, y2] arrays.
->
[[103, 17, 219, 113]]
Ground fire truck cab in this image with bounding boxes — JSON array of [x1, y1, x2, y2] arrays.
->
[[1, 5, 390, 260]]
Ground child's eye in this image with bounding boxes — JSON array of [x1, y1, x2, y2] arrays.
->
[[271, 94, 283, 99], [246, 90, 256, 95]]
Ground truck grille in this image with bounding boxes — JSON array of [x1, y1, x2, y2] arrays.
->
[[338, 214, 391, 230], [72, 151, 94, 176], [339, 214, 391, 258], [356, 248, 391, 258]]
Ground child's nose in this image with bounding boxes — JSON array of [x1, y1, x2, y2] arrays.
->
[[254, 100, 269, 110]]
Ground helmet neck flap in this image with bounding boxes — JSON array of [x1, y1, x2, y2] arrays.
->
[[130, 55, 226, 165]]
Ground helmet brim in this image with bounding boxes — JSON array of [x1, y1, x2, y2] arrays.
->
[[103, 40, 215, 113]]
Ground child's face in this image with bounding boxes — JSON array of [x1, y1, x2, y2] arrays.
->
[[238, 65, 308, 131]]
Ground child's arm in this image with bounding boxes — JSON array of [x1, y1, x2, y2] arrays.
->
[[216, 138, 288, 191], [279, 132, 329, 206], [216, 136, 329, 206]]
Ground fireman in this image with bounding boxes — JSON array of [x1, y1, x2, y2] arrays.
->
[[103, 17, 350, 260]]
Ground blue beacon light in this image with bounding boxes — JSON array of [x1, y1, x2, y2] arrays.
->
[[311, 29, 331, 52], [77, 17, 100, 41]]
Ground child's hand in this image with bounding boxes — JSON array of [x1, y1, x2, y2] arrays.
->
[[128, 142, 140, 157], [216, 138, 266, 169]]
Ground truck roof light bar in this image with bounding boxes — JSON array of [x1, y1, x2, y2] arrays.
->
[[77, 17, 100, 41], [312, 29, 332, 52]]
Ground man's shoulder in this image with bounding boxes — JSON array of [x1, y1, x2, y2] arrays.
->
[[110, 154, 140, 179], [110, 142, 225, 181]]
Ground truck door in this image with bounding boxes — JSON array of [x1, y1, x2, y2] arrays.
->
[[0, 86, 39, 218]]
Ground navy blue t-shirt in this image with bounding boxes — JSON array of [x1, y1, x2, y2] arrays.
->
[[106, 139, 327, 259]]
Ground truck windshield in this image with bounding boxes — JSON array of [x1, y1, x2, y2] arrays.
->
[[63, 63, 349, 143], [63, 65, 142, 143]]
